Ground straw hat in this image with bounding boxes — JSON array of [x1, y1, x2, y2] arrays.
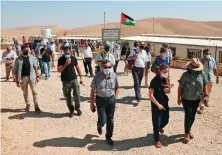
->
[[186, 58, 203, 71]]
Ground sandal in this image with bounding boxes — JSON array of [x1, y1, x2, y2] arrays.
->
[[189, 132, 194, 139], [184, 135, 190, 144], [155, 141, 162, 148]]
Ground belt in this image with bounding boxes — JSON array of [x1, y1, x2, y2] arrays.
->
[[96, 95, 114, 100]]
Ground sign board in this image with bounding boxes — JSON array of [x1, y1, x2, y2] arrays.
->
[[102, 28, 120, 41]]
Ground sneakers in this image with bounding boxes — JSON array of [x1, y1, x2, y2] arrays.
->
[[76, 109, 82, 116], [106, 137, 114, 146], [26, 104, 30, 112], [97, 127, 102, 135], [35, 107, 42, 113]]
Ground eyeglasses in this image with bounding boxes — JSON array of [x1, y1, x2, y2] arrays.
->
[[206, 53, 211, 55], [104, 66, 112, 69]]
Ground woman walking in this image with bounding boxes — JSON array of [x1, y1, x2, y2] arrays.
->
[[178, 58, 209, 144], [149, 64, 171, 148]]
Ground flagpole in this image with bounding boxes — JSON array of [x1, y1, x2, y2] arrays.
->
[[104, 11, 106, 28], [153, 17, 155, 34], [120, 12, 122, 40]]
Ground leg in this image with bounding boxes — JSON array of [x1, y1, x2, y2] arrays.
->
[[152, 107, 161, 142], [72, 79, 81, 111], [47, 62, 51, 77], [29, 79, 39, 108], [160, 107, 169, 129], [62, 81, 74, 113], [87, 58, 93, 75], [96, 97, 107, 129], [145, 63, 149, 86], [5, 64, 11, 80], [83, 59, 88, 75], [43, 61, 49, 79], [106, 96, 116, 139], [189, 100, 200, 129], [182, 98, 193, 134], [38, 58, 44, 75], [138, 68, 144, 86], [132, 67, 140, 101], [21, 77, 30, 106]]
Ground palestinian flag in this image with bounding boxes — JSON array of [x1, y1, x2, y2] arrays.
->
[[121, 13, 136, 26]]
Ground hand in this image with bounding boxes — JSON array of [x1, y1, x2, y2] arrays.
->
[[177, 98, 182, 105], [36, 77, 39, 83], [164, 88, 170, 93], [65, 58, 71, 66], [90, 103, 96, 112], [216, 77, 219, 84], [80, 78, 84, 85], [157, 104, 165, 110]]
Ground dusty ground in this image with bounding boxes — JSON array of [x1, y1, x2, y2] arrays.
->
[[1, 56, 222, 155]]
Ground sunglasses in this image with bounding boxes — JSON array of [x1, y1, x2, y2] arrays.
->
[[206, 53, 211, 55], [104, 66, 112, 69]]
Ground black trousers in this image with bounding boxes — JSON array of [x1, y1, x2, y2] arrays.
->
[[83, 58, 93, 75], [96, 96, 116, 139], [152, 105, 169, 142], [113, 60, 119, 73], [182, 98, 200, 134], [132, 67, 144, 101]]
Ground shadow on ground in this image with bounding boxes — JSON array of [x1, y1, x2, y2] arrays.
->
[[33, 133, 184, 151]]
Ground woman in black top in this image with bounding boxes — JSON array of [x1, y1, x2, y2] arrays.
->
[[149, 64, 171, 148]]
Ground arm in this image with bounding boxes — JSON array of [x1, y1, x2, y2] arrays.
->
[[90, 88, 95, 105], [75, 65, 83, 80], [115, 88, 119, 97], [41, 50, 46, 56], [57, 64, 68, 73], [149, 88, 165, 110], [177, 84, 182, 105]]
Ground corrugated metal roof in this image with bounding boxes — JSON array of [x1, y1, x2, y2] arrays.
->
[[121, 36, 222, 47], [57, 36, 102, 40]]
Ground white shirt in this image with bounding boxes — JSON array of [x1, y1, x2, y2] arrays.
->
[[166, 48, 172, 62], [113, 44, 121, 61], [50, 44, 56, 53], [2, 50, 17, 64], [82, 46, 92, 58], [129, 47, 148, 68], [95, 51, 116, 66]]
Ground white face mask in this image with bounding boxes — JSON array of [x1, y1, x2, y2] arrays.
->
[[161, 73, 169, 78], [206, 55, 210, 59]]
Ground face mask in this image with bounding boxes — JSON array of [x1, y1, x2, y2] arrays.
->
[[105, 47, 109, 52], [206, 55, 210, 59], [160, 53, 166, 58], [140, 45, 144, 49], [64, 54, 70, 58], [161, 73, 168, 78], [23, 50, 29, 56], [103, 68, 111, 75]]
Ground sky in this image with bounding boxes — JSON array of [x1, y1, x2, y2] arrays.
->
[[1, 1, 222, 29]]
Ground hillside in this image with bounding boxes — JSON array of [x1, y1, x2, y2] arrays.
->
[[1, 18, 222, 40]]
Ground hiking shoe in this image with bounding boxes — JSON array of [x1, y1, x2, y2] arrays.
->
[[35, 107, 42, 113], [76, 109, 82, 116], [97, 127, 102, 135], [197, 106, 204, 114], [106, 138, 114, 146], [26, 104, 30, 112]]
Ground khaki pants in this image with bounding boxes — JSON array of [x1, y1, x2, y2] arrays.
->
[[21, 77, 39, 108], [5, 63, 14, 79]]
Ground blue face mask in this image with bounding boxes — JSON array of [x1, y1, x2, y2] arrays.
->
[[103, 68, 111, 75], [64, 54, 70, 59]]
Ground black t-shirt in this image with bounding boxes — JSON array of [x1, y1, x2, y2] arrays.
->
[[58, 55, 78, 81], [149, 75, 169, 110], [41, 48, 52, 62], [22, 56, 31, 77]]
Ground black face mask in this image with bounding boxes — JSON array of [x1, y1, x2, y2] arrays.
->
[[23, 50, 29, 56], [105, 47, 110, 52]]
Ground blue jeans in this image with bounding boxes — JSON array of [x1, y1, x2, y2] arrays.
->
[[38, 58, 44, 74], [42, 61, 50, 78], [132, 67, 144, 101], [96, 95, 116, 139]]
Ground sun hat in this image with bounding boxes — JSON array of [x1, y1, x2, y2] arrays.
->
[[186, 58, 203, 71]]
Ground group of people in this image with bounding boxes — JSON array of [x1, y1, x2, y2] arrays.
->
[[1, 37, 220, 148]]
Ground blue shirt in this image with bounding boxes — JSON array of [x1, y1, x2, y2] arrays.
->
[[154, 55, 169, 66], [200, 57, 216, 82]]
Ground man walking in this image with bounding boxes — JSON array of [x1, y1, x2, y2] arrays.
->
[[121, 42, 131, 75], [198, 49, 219, 114], [112, 42, 121, 73], [14, 45, 41, 112], [57, 46, 83, 117], [35, 40, 44, 75], [90, 60, 119, 145], [128, 41, 148, 104], [1, 46, 17, 81], [82, 41, 94, 77], [41, 43, 53, 80]]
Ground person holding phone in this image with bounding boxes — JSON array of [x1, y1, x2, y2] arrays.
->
[[148, 64, 170, 148], [57, 46, 83, 118], [90, 60, 119, 146]]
